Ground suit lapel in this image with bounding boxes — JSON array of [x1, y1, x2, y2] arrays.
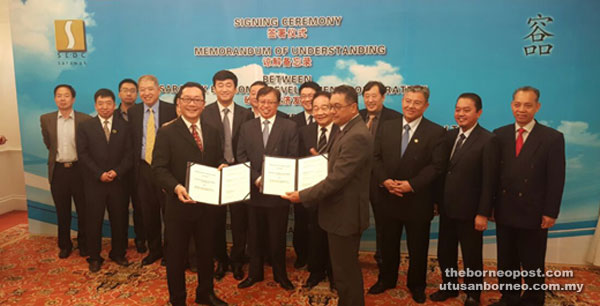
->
[[517, 123, 542, 160], [449, 125, 480, 168], [175, 118, 204, 155], [232, 104, 245, 137], [401, 118, 428, 161], [307, 123, 318, 149], [325, 125, 339, 153], [265, 118, 283, 153]]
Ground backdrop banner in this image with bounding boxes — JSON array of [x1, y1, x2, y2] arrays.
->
[[9, 0, 600, 264]]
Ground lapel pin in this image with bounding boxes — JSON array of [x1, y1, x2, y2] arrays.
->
[[112, 129, 118, 134], [414, 138, 419, 143]]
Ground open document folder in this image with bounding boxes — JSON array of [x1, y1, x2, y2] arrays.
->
[[261, 154, 328, 196], [186, 162, 251, 205]]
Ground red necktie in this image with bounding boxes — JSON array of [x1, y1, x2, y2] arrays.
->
[[191, 125, 204, 152], [515, 128, 525, 157]]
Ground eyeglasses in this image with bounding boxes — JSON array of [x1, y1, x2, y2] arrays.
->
[[312, 105, 331, 112], [300, 94, 314, 100], [179, 97, 205, 105], [330, 103, 353, 111], [258, 100, 279, 106]]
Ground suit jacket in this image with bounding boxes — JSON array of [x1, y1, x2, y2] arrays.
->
[[200, 101, 253, 163], [440, 125, 498, 220], [76, 115, 133, 196], [493, 122, 565, 229], [40, 110, 92, 183], [291, 111, 311, 128], [299, 115, 373, 236], [128, 101, 177, 179], [298, 122, 339, 157], [152, 117, 225, 220], [359, 106, 402, 202], [373, 117, 446, 221], [236, 116, 298, 207]]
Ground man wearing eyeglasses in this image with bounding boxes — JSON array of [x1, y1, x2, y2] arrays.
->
[[128, 75, 177, 266], [359, 81, 402, 268], [152, 82, 228, 306], [283, 85, 372, 306], [297, 91, 338, 290], [248, 80, 287, 119], [115, 78, 147, 254], [237, 86, 298, 291], [369, 85, 447, 304], [201, 70, 254, 281]]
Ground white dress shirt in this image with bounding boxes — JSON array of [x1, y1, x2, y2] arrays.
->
[[515, 120, 536, 144], [56, 111, 77, 162], [402, 115, 423, 142]]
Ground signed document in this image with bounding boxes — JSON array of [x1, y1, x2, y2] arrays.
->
[[186, 162, 250, 205], [262, 154, 328, 196], [297, 154, 328, 190], [262, 156, 296, 196]]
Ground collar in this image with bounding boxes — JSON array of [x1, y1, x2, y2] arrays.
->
[[182, 116, 201, 131], [144, 101, 159, 114], [98, 115, 113, 125], [339, 114, 360, 131], [318, 122, 334, 132], [515, 120, 536, 133], [459, 122, 478, 139], [217, 101, 234, 114], [57, 110, 74, 119], [402, 115, 423, 131], [260, 114, 276, 125], [304, 110, 313, 122]]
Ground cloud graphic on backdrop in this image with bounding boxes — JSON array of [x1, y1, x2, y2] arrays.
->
[[10, 0, 95, 79], [557, 121, 600, 147], [318, 59, 404, 87]]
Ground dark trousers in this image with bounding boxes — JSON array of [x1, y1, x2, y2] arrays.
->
[[328, 231, 364, 306], [293, 204, 309, 263], [380, 216, 431, 292], [437, 214, 483, 298], [307, 207, 332, 278], [50, 162, 87, 252], [213, 206, 230, 264], [369, 197, 384, 262], [137, 161, 165, 256], [165, 207, 216, 306], [124, 172, 144, 242], [247, 205, 289, 281], [85, 183, 129, 262], [496, 224, 548, 306], [230, 202, 248, 265]]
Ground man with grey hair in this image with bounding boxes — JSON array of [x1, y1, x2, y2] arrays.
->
[[369, 85, 446, 304]]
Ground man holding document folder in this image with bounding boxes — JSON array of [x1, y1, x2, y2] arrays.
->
[[283, 85, 373, 306], [152, 82, 228, 306], [236, 86, 299, 291]]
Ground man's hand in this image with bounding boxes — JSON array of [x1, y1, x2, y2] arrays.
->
[[107, 170, 117, 180], [175, 184, 195, 204], [282, 191, 301, 203], [383, 179, 403, 197], [433, 203, 439, 216], [0, 135, 6, 145], [396, 180, 413, 193], [217, 163, 228, 171], [255, 176, 262, 189], [309, 148, 319, 156], [100, 172, 113, 182], [474, 215, 488, 231], [541, 215, 556, 229]]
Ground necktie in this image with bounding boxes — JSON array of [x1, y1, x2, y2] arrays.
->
[[401, 124, 410, 157], [317, 127, 328, 153], [366, 114, 376, 135], [103, 120, 110, 142], [262, 120, 270, 148], [222, 108, 234, 163], [451, 133, 466, 160], [515, 128, 525, 157], [308, 115, 314, 125], [145, 109, 156, 164], [191, 124, 204, 152]]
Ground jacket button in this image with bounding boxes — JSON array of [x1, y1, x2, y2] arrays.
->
[[447, 171, 452, 175], [524, 179, 528, 183], [502, 189, 506, 194], [518, 192, 523, 197]]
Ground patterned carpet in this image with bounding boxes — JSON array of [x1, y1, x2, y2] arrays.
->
[[1, 224, 599, 305]]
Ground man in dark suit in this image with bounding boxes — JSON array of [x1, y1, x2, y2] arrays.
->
[[429, 93, 498, 306], [289, 81, 321, 268], [76, 89, 133, 272], [128, 75, 177, 266], [297, 91, 338, 289], [284, 85, 373, 306], [152, 82, 228, 306], [369, 85, 446, 303], [359, 81, 402, 266], [40, 84, 91, 258], [114, 78, 147, 254], [201, 70, 253, 280], [490, 86, 565, 306], [236, 86, 298, 291], [248, 81, 288, 119]]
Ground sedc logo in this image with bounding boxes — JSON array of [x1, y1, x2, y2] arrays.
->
[[54, 20, 87, 52]]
